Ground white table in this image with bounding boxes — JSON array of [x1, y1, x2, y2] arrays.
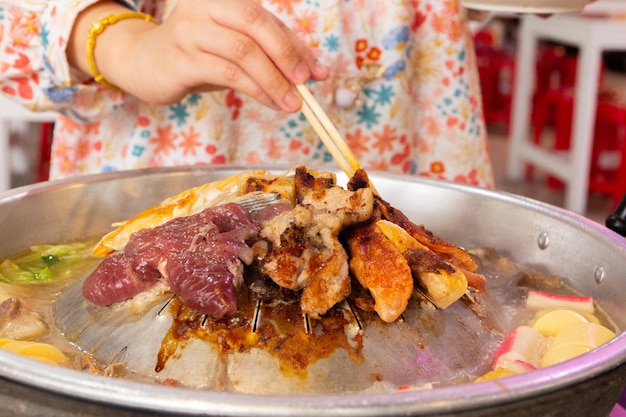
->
[[507, 13, 626, 214], [0, 95, 57, 192]]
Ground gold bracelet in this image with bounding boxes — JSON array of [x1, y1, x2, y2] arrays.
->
[[86, 11, 159, 92]]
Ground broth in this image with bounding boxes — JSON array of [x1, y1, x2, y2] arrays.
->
[[0, 243, 618, 393]]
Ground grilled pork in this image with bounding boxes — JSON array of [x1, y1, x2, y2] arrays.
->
[[343, 212, 414, 323], [84, 166, 486, 324], [258, 167, 374, 318]]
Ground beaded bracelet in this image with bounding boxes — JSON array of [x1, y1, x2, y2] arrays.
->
[[86, 11, 159, 91]]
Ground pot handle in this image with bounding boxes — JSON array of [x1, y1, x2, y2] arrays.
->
[[606, 194, 626, 237]]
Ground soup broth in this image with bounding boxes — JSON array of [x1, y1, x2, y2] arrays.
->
[[0, 243, 618, 393]]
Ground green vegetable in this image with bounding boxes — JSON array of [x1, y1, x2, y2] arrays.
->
[[40, 254, 60, 265], [0, 242, 99, 284]]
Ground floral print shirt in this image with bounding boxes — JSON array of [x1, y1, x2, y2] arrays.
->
[[0, 0, 494, 188]]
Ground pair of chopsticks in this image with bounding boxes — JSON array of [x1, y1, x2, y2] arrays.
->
[[295, 84, 379, 195]]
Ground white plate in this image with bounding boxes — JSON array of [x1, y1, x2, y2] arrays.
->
[[461, 0, 592, 13]]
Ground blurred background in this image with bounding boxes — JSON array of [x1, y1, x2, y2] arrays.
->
[[1, 0, 626, 226], [469, 0, 626, 224]]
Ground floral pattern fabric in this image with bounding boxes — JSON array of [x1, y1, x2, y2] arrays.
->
[[0, 0, 494, 188]]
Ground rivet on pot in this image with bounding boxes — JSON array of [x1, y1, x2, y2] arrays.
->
[[594, 266, 606, 284], [537, 232, 550, 250]]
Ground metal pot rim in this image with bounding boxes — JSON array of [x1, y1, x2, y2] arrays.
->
[[0, 165, 624, 416], [1, 333, 623, 416]]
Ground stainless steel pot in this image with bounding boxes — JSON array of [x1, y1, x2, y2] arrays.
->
[[0, 165, 624, 417]]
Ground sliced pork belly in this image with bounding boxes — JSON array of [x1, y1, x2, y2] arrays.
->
[[83, 203, 260, 318]]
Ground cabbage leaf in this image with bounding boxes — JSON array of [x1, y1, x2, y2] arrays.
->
[[0, 242, 98, 284]]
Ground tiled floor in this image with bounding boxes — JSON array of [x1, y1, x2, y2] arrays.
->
[[486, 124, 618, 226]]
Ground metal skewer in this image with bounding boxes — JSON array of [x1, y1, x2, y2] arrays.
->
[[251, 299, 262, 333]]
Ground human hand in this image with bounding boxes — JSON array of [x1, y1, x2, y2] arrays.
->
[[71, 0, 328, 112]]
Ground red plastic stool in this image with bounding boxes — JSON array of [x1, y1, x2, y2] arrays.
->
[[588, 102, 626, 208], [532, 44, 568, 124], [475, 31, 498, 125], [477, 50, 515, 130], [37, 122, 54, 182], [474, 30, 516, 131], [477, 57, 495, 123], [528, 87, 574, 188], [474, 30, 494, 51], [532, 88, 574, 150], [486, 53, 515, 129], [528, 88, 623, 196], [531, 47, 604, 129]]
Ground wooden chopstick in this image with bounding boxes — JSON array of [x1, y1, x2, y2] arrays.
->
[[296, 84, 360, 176], [295, 84, 379, 195]]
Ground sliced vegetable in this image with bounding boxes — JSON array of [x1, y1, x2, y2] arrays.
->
[[531, 309, 591, 337], [0, 338, 68, 365], [0, 242, 98, 284], [539, 322, 615, 367], [550, 322, 616, 350], [541, 344, 592, 367]]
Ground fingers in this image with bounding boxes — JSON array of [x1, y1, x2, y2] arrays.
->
[[193, 23, 302, 111], [199, 0, 328, 111], [177, 48, 286, 111], [150, 20, 292, 110], [268, 14, 329, 82], [131, 0, 328, 111], [215, 1, 309, 83]]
